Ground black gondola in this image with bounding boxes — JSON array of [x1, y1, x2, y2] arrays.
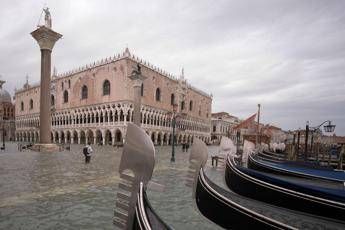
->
[[258, 150, 287, 161], [225, 155, 345, 222], [133, 182, 172, 230], [248, 153, 345, 183], [196, 167, 296, 229]]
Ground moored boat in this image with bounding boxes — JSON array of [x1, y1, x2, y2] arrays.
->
[[225, 155, 345, 222], [248, 153, 345, 183], [191, 138, 345, 229]]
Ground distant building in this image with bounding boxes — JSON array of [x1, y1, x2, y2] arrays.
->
[[15, 48, 212, 145], [211, 112, 240, 143], [0, 80, 15, 142]]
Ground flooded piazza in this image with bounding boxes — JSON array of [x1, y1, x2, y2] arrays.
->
[[0, 143, 222, 230]]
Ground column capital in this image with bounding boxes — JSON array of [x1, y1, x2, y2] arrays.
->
[[31, 26, 62, 51]]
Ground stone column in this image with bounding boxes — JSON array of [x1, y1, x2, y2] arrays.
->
[[31, 26, 62, 144], [129, 65, 146, 126]]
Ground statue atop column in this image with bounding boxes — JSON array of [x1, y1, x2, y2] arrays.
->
[[43, 7, 52, 29]]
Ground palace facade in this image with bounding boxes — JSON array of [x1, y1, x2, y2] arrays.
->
[[15, 48, 212, 145], [211, 112, 240, 144]]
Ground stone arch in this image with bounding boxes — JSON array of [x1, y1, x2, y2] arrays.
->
[[86, 129, 93, 144], [72, 130, 78, 144], [95, 129, 102, 145], [183, 134, 187, 143], [178, 134, 182, 144], [157, 132, 162, 145], [60, 131, 65, 144], [104, 129, 112, 145], [114, 129, 122, 144], [35, 131, 39, 143], [163, 133, 168, 145], [54, 131, 59, 143], [80, 130, 86, 144], [66, 130, 71, 143]]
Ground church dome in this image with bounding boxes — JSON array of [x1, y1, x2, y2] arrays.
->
[[0, 80, 11, 103], [0, 88, 12, 103]]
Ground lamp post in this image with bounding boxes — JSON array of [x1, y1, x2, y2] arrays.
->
[[171, 103, 178, 162], [304, 120, 335, 161]]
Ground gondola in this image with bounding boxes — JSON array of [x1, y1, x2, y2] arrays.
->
[[114, 123, 171, 230], [248, 153, 345, 183], [225, 155, 345, 222], [258, 150, 287, 161], [133, 182, 172, 230], [191, 139, 345, 229], [196, 167, 296, 229]]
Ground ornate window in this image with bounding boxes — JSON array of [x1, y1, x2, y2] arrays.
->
[[103, 80, 110, 95], [189, 100, 193, 111], [170, 94, 175, 105], [20, 101, 24, 111], [63, 90, 68, 103], [141, 83, 144, 96], [155, 88, 161, 101], [81, 85, 88, 99], [29, 99, 33, 110]]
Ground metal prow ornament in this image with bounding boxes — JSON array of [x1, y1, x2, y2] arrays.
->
[[185, 138, 208, 197], [113, 123, 155, 229]]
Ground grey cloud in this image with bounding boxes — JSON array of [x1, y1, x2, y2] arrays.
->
[[1, 0, 345, 134]]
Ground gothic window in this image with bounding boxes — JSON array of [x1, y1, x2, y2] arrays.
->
[[29, 99, 33, 110], [81, 85, 88, 99], [103, 80, 110, 95], [51, 95, 55, 106], [68, 80, 71, 88], [189, 100, 193, 111], [141, 83, 144, 96], [20, 101, 24, 111], [155, 88, 161, 101], [61, 82, 64, 90], [63, 90, 68, 103], [181, 101, 185, 110], [170, 93, 175, 105]]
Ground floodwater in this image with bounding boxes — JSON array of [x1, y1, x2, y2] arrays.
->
[[0, 143, 222, 230]]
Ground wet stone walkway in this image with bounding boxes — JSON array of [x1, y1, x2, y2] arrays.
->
[[0, 143, 221, 230]]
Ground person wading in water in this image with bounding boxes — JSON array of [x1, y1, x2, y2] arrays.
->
[[83, 142, 93, 164]]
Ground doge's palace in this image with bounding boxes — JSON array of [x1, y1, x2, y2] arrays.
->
[[15, 48, 212, 145]]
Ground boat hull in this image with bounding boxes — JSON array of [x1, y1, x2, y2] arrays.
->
[[195, 168, 294, 229], [225, 156, 345, 222]]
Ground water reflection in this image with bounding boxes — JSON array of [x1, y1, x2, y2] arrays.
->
[[0, 143, 221, 229]]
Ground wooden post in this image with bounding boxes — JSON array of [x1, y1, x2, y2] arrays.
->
[[256, 104, 261, 147]]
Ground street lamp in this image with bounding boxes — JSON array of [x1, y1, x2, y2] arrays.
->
[[304, 120, 336, 160], [171, 103, 178, 162]]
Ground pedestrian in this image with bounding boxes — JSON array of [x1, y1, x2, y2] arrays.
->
[[83, 142, 93, 164]]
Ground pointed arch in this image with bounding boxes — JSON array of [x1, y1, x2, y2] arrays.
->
[[103, 79, 111, 95]]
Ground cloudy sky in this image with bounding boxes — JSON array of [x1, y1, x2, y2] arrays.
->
[[1, 0, 345, 135]]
